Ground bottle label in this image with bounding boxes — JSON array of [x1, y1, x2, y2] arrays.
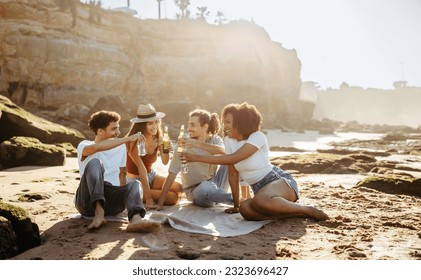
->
[[163, 140, 170, 153]]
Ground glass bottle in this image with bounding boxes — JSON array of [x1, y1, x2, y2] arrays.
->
[[162, 126, 171, 154], [137, 132, 146, 156], [177, 125, 188, 174]]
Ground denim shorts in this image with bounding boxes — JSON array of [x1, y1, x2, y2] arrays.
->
[[126, 170, 157, 188], [250, 166, 299, 199]]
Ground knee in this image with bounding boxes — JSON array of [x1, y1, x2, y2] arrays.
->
[[82, 158, 105, 180], [193, 184, 210, 199], [250, 196, 270, 212], [239, 201, 254, 221], [193, 184, 214, 207], [86, 158, 101, 167], [85, 158, 103, 172], [128, 181, 142, 196], [165, 191, 180, 205]]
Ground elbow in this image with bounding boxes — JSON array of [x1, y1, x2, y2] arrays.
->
[[227, 159, 240, 165]]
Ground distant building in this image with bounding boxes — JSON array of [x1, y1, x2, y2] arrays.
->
[[111, 7, 137, 15]]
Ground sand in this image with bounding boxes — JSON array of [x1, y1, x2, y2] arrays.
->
[[1, 154, 420, 261]]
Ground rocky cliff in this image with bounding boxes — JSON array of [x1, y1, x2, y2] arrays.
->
[[0, 0, 304, 133]]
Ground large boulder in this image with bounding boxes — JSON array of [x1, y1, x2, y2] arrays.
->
[[356, 175, 421, 197], [0, 201, 41, 259], [0, 136, 66, 169], [0, 216, 19, 259], [0, 95, 85, 147]]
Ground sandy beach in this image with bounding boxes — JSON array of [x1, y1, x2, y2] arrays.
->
[[2, 143, 420, 260]]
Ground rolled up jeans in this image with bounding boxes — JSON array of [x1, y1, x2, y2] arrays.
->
[[75, 158, 146, 220]]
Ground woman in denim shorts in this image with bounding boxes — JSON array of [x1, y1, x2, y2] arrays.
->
[[126, 104, 182, 209], [182, 102, 329, 221]]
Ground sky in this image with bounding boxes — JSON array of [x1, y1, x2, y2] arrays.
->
[[100, 0, 421, 90]]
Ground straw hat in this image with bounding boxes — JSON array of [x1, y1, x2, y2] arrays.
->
[[130, 104, 165, 123]]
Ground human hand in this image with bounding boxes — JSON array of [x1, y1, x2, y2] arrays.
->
[[181, 151, 197, 163], [224, 207, 239, 214], [155, 204, 164, 211], [144, 198, 157, 210], [181, 138, 198, 148], [130, 132, 145, 144]]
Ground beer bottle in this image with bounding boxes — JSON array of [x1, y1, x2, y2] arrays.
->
[[177, 125, 185, 155], [162, 126, 171, 154], [177, 125, 188, 174]]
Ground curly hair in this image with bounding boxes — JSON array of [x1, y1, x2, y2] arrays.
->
[[87, 110, 120, 135], [222, 102, 262, 139]]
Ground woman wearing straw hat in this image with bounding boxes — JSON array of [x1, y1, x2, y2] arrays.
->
[[125, 104, 182, 208]]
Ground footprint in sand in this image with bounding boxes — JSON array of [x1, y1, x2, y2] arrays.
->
[[138, 231, 170, 250]]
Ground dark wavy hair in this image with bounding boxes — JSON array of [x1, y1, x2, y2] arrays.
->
[[126, 119, 162, 140], [222, 102, 262, 139], [87, 110, 120, 135], [189, 108, 221, 135]]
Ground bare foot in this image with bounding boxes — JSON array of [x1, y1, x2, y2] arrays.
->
[[88, 216, 106, 230], [88, 201, 106, 230], [126, 214, 160, 233], [308, 206, 329, 221]]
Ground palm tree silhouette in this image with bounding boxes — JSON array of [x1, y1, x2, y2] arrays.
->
[[175, 0, 190, 19], [215, 11, 227, 25], [196, 6, 209, 22], [157, 0, 163, 19]]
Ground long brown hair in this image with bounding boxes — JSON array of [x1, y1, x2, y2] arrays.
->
[[125, 120, 162, 141]]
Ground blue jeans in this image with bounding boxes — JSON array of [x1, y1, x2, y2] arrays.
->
[[187, 165, 233, 207], [75, 158, 146, 221]]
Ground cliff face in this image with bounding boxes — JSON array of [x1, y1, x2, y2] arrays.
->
[[0, 0, 303, 130]]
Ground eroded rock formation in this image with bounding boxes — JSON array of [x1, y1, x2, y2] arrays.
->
[[0, 0, 304, 131]]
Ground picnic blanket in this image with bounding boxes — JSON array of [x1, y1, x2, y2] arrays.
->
[[70, 201, 271, 237], [146, 202, 271, 237]]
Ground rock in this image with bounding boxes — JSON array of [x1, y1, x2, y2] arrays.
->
[[18, 192, 51, 202], [271, 153, 378, 174], [176, 249, 201, 260], [270, 146, 306, 153], [0, 95, 85, 147], [0, 136, 66, 169], [0, 201, 41, 259], [0, 0, 304, 130], [0, 216, 19, 260], [317, 148, 390, 157], [383, 132, 408, 141], [356, 176, 421, 197]]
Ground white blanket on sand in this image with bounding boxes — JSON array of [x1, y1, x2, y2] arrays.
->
[[146, 202, 271, 237], [70, 201, 271, 237]]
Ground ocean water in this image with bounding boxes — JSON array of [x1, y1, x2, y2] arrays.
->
[[266, 130, 384, 154], [267, 130, 421, 181], [266, 130, 384, 189]]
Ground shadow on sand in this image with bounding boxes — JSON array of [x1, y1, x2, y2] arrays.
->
[[11, 216, 311, 260]]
